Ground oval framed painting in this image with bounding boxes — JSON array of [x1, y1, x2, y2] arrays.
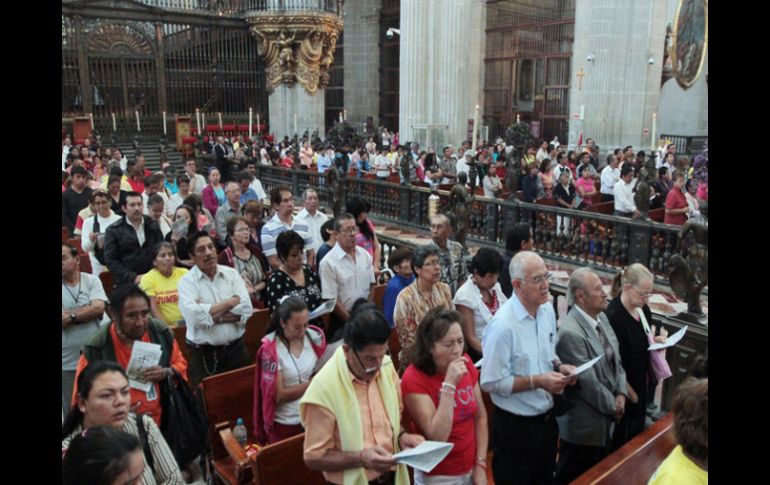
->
[[672, 0, 708, 89]]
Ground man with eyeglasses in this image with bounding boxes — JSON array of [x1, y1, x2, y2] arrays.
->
[[428, 213, 470, 296], [301, 301, 424, 485], [553, 268, 628, 484], [177, 232, 253, 387], [215, 181, 243, 247], [73, 283, 189, 426], [319, 214, 376, 339], [481, 251, 577, 485]]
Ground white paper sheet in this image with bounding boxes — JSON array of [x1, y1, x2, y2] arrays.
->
[[474, 358, 483, 369], [126, 341, 162, 392], [309, 298, 336, 320], [569, 354, 604, 377], [313, 340, 344, 374], [393, 440, 454, 473], [648, 326, 687, 350]]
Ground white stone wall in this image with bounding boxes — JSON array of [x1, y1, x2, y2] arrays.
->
[[343, 0, 381, 131], [399, 0, 487, 148], [569, 0, 668, 151]]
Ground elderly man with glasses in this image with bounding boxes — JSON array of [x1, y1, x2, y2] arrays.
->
[[301, 301, 424, 485], [480, 251, 577, 485]]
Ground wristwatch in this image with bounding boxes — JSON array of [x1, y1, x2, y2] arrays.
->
[[69, 313, 77, 324]]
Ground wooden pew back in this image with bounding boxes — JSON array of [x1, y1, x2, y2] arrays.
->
[[201, 365, 257, 461], [585, 201, 614, 215], [573, 413, 676, 485], [244, 310, 271, 363], [252, 433, 325, 485]]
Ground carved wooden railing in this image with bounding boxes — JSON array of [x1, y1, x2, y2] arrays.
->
[[252, 165, 686, 281]]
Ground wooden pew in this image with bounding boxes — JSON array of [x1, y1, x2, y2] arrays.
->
[[249, 433, 325, 485], [585, 201, 614, 215], [572, 413, 676, 485], [99, 271, 113, 299], [372, 284, 386, 312], [244, 310, 271, 363], [200, 365, 257, 483], [62, 226, 70, 243]]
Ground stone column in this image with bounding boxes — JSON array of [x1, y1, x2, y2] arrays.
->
[[569, 0, 667, 151], [247, 12, 343, 139], [399, 0, 486, 148], [343, 0, 380, 131], [73, 16, 93, 116]]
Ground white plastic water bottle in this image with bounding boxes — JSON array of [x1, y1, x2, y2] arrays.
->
[[233, 417, 248, 448]]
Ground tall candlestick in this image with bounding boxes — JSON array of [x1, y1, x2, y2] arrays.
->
[[202, 112, 207, 132], [196, 108, 201, 134], [135, 110, 141, 132], [516, 113, 520, 124], [162, 111, 167, 135], [651, 112, 657, 151], [248, 108, 253, 139], [89, 113, 94, 130], [257, 113, 260, 133], [472, 104, 479, 152], [294, 113, 298, 135], [218, 112, 223, 130], [339, 112, 343, 123], [343, 109, 347, 121], [112, 112, 116, 132]]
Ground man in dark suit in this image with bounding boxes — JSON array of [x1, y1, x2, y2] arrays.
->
[[214, 135, 232, 182], [554, 268, 628, 484], [103, 192, 164, 286]]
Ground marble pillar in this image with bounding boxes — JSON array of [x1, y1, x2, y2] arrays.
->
[[569, 0, 668, 151], [268, 84, 326, 139], [399, 0, 486, 149]]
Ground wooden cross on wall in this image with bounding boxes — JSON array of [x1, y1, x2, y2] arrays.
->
[[576, 68, 586, 91]]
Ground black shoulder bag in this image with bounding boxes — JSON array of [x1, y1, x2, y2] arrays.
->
[[159, 368, 209, 467], [92, 215, 107, 265]]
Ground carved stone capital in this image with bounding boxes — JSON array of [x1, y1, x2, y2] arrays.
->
[[247, 12, 343, 96]]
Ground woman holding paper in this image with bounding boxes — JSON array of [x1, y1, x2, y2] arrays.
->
[[264, 230, 324, 327], [606, 263, 668, 451], [401, 306, 488, 485], [254, 296, 326, 444]]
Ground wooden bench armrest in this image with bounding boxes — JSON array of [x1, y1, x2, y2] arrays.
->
[[216, 421, 255, 484]]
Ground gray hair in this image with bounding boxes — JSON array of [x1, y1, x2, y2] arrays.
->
[[509, 250, 542, 282], [566, 267, 595, 306], [301, 188, 318, 201], [430, 213, 451, 228], [333, 212, 355, 232], [412, 244, 440, 273]]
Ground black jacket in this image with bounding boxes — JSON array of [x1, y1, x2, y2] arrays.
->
[[104, 215, 164, 286]]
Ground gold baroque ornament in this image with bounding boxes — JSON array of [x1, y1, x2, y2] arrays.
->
[[247, 13, 343, 96]]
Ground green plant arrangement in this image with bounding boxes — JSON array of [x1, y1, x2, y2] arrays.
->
[[326, 120, 361, 149]]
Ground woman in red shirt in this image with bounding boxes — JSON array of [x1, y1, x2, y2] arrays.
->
[[664, 171, 689, 225], [402, 307, 488, 485]]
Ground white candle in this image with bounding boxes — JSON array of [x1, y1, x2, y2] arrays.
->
[[651, 112, 657, 151], [472, 104, 479, 152], [89, 113, 94, 130], [339, 112, 343, 123], [257, 113, 260, 133], [196, 108, 201, 133], [218, 112, 223, 130], [248, 108, 253, 139], [202, 112, 207, 132], [162, 111, 167, 135], [111, 112, 116, 131], [294, 114, 298, 135], [135, 110, 141, 132], [343, 109, 347, 121], [516, 113, 520, 124]]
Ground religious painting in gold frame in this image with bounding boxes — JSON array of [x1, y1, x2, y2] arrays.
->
[[671, 0, 708, 89]]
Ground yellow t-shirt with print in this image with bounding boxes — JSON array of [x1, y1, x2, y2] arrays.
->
[[139, 267, 188, 327], [648, 445, 707, 485]]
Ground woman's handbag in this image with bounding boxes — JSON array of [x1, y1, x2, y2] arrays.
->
[[160, 368, 208, 467], [637, 309, 672, 381]]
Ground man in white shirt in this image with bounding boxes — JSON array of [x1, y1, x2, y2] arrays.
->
[[184, 158, 207, 194], [456, 151, 472, 179], [177, 232, 253, 386], [296, 188, 329, 254], [167, 174, 191, 216], [261, 186, 315, 270], [600, 154, 620, 202], [553, 152, 574, 185], [613, 165, 638, 218], [319, 214, 376, 337], [243, 161, 267, 201], [536, 140, 549, 162]]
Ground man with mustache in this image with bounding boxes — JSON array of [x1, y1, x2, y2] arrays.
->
[[177, 232, 253, 386]]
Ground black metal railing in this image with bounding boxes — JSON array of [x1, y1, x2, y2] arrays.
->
[[659, 134, 708, 156], [251, 165, 686, 280]]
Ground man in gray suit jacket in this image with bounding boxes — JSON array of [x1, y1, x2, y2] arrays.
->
[[554, 268, 628, 484]]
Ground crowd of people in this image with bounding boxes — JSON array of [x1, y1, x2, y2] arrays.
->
[[62, 131, 706, 485]]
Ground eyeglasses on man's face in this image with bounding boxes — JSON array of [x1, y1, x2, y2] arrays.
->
[[353, 347, 391, 374], [520, 272, 552, 286]]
